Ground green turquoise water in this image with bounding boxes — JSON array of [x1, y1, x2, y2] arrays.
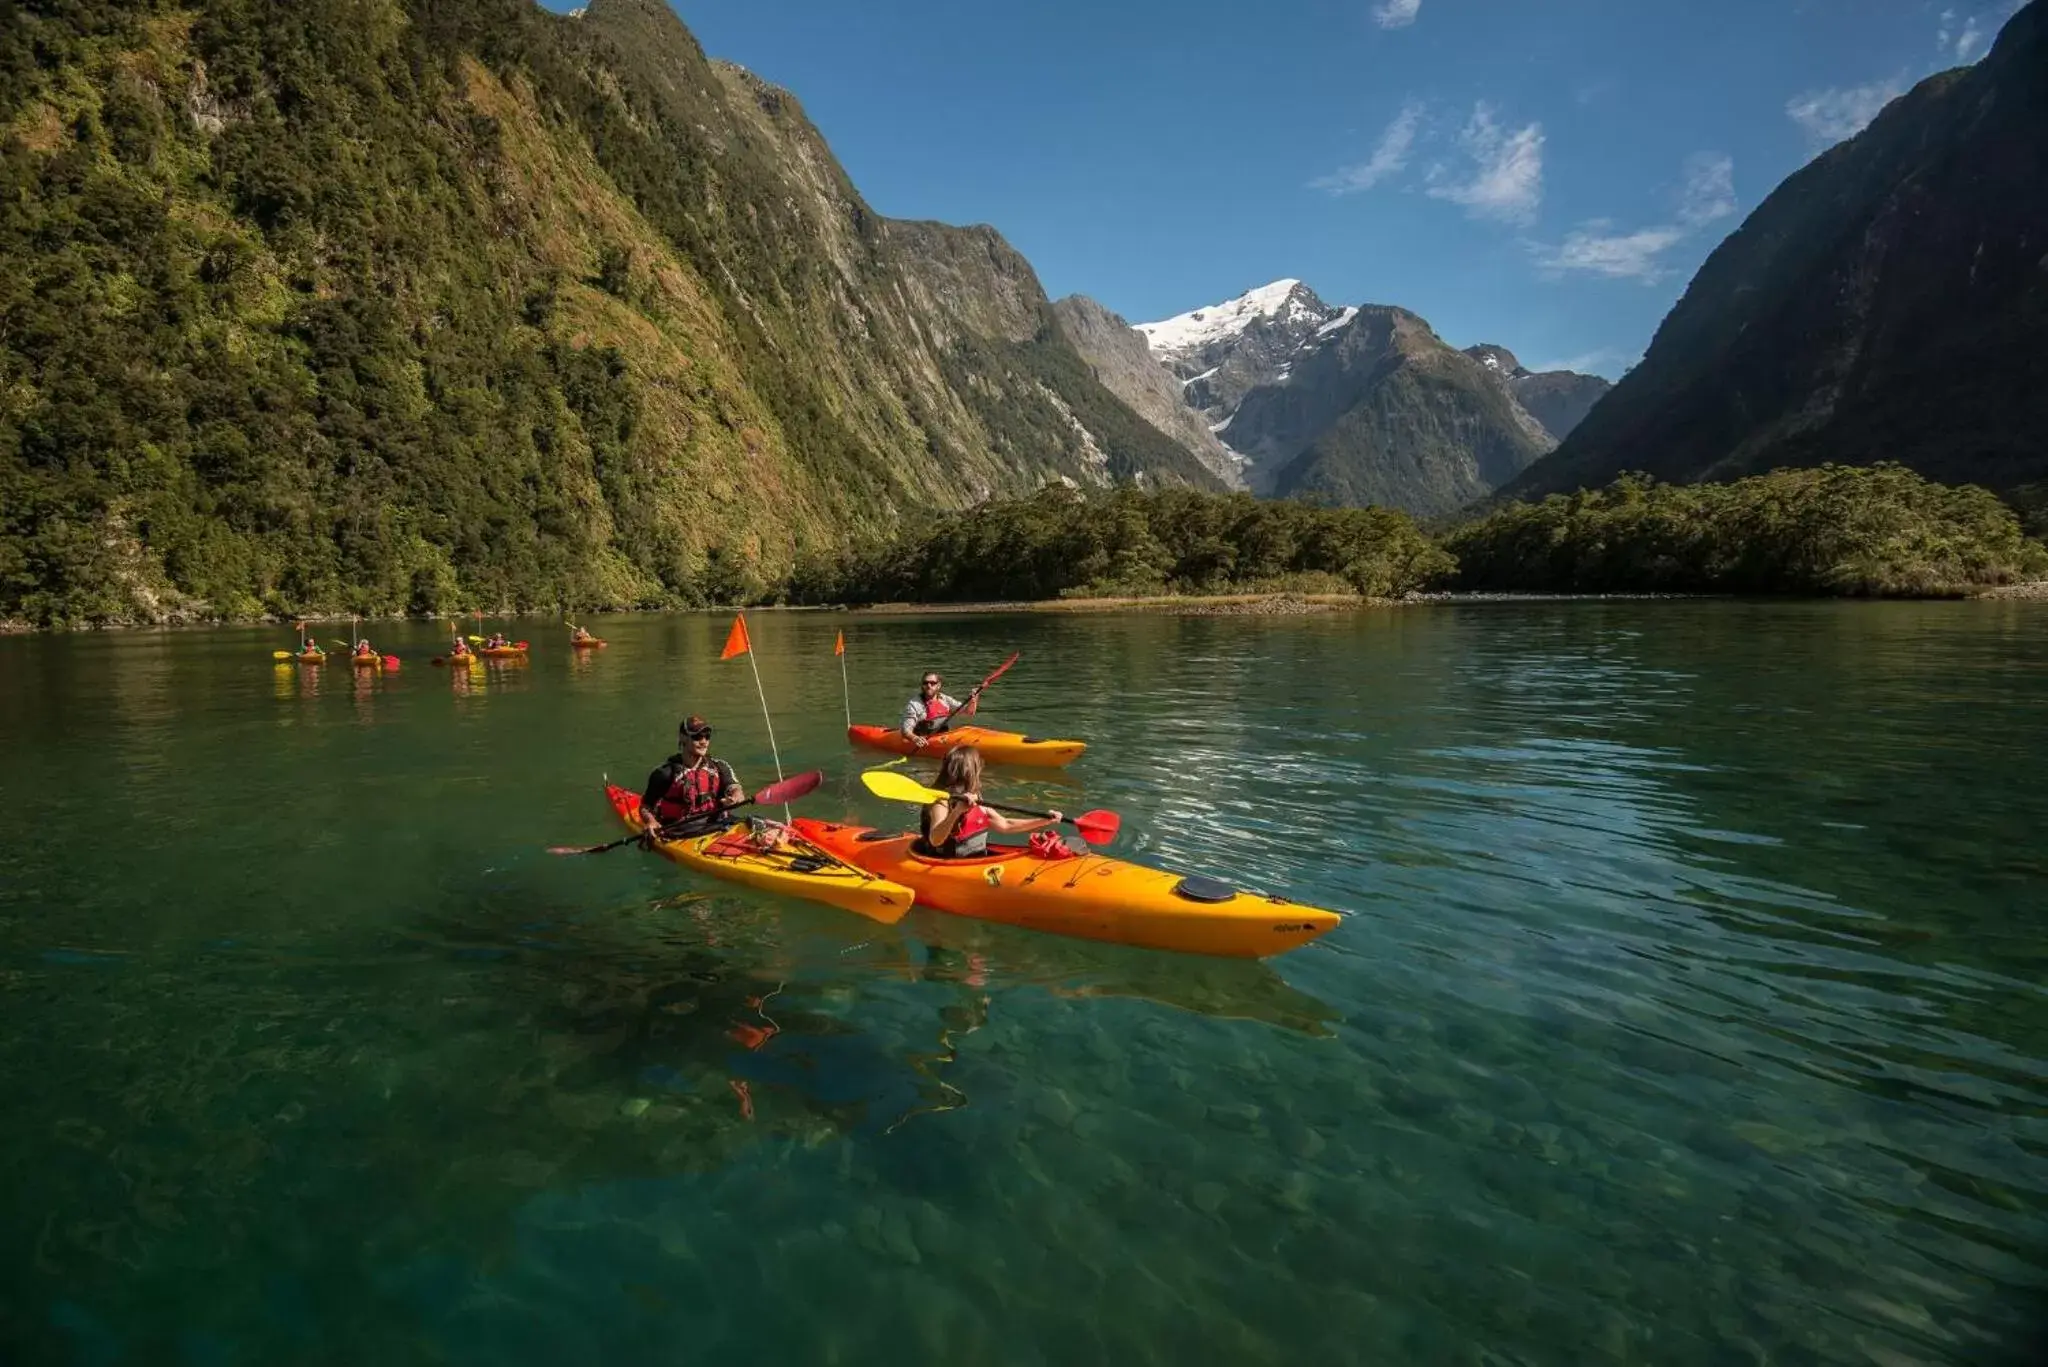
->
[[1, 603, 2044, 1365]]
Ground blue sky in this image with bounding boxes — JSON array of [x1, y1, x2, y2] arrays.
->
[[542, 0, 2024, 377]]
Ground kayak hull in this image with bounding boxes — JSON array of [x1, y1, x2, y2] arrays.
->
[[571, 639, 607, 649], [790, 818, 1339, 959], [480, 646, 528, 659], [605, 785, 912, 924], [847, 723, 1085, 768], [295, 652, 326, 665]]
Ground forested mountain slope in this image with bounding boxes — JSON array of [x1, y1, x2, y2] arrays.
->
[[0, 0, 1217, 625]]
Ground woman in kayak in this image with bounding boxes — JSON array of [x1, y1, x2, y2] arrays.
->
[[901, 670, 981, 748], [641, 714, 745, 841], [918, 746, 1059, 857], [449, 633, 472, 659], [352, 639, 376, 659]]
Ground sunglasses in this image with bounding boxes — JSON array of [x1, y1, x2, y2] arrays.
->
[[685, 729, 713, 741], [922, 679, 941, 688]]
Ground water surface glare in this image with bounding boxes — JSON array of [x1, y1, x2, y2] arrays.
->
[[1, 602, 2044, 1364]]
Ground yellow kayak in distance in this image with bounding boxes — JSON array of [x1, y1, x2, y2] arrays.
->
[[847, 723, 1086, 768], [604, 783, 913, 924]]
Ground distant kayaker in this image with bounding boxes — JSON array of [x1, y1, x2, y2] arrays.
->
[[353, 639, 375, 658], [641, 714, 745, 841], [917, 747, 1059, 858], [901, 671, 981, 748], [450, 634, 472, 658], [485, 632, 508, 650], [571, 625, 594, 643]]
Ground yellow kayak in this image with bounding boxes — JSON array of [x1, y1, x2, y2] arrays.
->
[[604, 784, 912, 924], [847, 723, 1085, 768]]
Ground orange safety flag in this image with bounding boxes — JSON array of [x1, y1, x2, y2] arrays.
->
[[719, 613, 751, 660], [833, 629, 845, 657]]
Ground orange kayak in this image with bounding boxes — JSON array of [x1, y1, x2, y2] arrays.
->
[[479, 643, 529, 658], [789, 817, 1340, 959], [847, 723, 1085, 768], [571, 637, 606, 649]]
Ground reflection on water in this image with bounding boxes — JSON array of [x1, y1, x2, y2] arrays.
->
[[0, 603, 2043, 1365]]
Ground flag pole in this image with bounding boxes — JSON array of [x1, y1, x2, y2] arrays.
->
[[722, 613, 789, 822], [835, 629, 850, 730]]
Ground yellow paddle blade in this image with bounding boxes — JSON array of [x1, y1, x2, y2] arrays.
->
[[272, 651, 293, 660], [466, 634, 484, 643], [860, 768, 945, 805]]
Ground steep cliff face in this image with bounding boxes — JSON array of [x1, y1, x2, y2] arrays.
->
[[1503, 0, 2048, 503], [0, 0, 1214, 624], [1462, 345, 1613, 442], [1049, 295, 1245, 486]]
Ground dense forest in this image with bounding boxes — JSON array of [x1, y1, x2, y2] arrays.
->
[[781, 486, 1456, 605], [1445, 464, 2046, 597], [774, 465, 2043, 607]]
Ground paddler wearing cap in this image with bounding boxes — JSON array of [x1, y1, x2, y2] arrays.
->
[[640, 715, 745, 841]]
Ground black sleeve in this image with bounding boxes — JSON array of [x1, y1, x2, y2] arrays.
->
[[640, 764, 674, 814], [718, 760, 740, 793]]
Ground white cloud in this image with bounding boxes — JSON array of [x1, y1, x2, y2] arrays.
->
[[1954, 15, 1988, 60], [1533, 223, 1688, 282], [1529, 348, 1635, 377], [1373, 0, 1422, 29], [1531, 151, 1737, 283], [1425, 103, 1545, 225], [1310, 101, 1424, 194], [1676, 152, 1737, 228], [1785, 79, 1906, 147]]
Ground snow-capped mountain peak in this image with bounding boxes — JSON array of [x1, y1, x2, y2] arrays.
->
[[1134, 279, 1333, 358]]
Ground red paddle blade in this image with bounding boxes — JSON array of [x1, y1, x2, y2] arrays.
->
[[753, 769, 824, 806], [1071, 810, 1120, 845], [978, 651, 1020, 691]]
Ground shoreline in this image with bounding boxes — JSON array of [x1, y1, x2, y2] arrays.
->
[[5, 583, 2044, 634]]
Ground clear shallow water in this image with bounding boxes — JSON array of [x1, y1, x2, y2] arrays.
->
[[1, 603, 2044, 1365]]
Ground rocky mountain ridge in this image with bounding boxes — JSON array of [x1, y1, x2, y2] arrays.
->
[[1502, 0, 2048, 506], [1104, 280, 1608, 514]]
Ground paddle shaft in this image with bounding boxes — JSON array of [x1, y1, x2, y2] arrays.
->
[[920, 651, 1017, 736]]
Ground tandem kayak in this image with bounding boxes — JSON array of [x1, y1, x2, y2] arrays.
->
[[789, 817, 1340, 959], [847, 723, 1085, 768], [605, 784, 913, 924]]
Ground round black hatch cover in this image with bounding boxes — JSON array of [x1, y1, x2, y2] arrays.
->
[[1172, 875, 1237, 903]]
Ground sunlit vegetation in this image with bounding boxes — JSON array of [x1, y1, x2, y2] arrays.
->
[[1445, 464, 2048, 597]]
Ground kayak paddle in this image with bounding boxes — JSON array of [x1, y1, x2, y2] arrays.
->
[[547, 770, 826, 855], [858, 767, 1119, 845], [926, 650, 1018, 736]]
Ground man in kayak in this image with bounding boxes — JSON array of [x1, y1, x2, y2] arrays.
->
[[571, 625, 595, 643], [900, 671, 982, 748], [450, 633, 472, 659], [352, 639, 376, 659], [918, 747, 1059, 857], [640, 714, 745, 842]]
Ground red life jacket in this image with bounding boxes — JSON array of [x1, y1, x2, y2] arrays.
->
[[654, 760, 730, 825], [925, 694, 951, 723], [923, 798, 990, 857]]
